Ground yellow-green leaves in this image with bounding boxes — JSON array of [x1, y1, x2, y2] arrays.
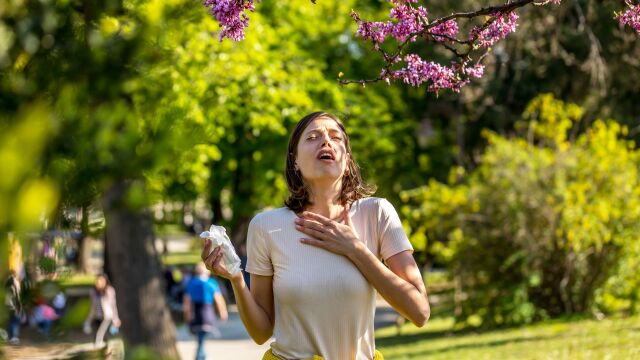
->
[[402, 94, 640, 325]]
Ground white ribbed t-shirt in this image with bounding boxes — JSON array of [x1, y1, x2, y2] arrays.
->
[[246, 197, 414, 360]]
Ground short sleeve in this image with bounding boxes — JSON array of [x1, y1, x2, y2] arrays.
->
[[376, 198, 414, 261], [245, 215, 274, 276]]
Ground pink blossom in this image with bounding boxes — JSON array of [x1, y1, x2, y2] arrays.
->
[[354, 1, 428, 47], [388, 4, 428, 42], [203, 0, 256, 41], [470, 11, 519, 48], [463, 63, 485, 78], [430, 19, 459, 42], [390, 54, 464, 92], [618, 3, 640, 34], [356, 21, 392, 49]]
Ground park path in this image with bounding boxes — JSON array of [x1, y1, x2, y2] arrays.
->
[[175, 306, 270, 359]]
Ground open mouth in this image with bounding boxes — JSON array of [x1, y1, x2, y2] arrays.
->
[[317, 150, 336, 161]]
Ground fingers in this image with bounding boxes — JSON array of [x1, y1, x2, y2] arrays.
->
[[300, 238, 326, 249], [211, 250, 223, 269], [200, 239, 212, 262], [297, 226, 328, 242], [203, 245, 221, 270], [302, 211, 333, 226], [295, 218, 327, 233]]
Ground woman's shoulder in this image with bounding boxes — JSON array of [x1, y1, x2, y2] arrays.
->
[[355, 196, 384, 205], [353, 196, 400, 218], [353, 196, 388, 211], [249, 207, 291, 227]]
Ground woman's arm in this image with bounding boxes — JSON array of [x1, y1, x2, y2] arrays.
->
[[229, 273, 274, 344], [296, 207, 430, 327], [348, 248, 430, 327], [202, 241, 274, 344]]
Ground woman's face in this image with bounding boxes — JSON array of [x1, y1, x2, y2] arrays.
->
[[295, 117, 349, 183]]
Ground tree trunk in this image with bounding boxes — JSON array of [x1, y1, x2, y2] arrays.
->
[[77, 203, 92, 273], [102, 180, 179, 358]]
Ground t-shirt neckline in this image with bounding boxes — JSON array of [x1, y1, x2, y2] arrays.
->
[[285, 198, 362, 224]]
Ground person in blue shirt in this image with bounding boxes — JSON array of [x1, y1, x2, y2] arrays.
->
[[183, 262, 228, 360]]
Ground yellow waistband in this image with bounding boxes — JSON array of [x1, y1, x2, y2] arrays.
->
[[262, 348, 384, 360]]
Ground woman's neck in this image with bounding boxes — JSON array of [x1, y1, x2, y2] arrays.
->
[[306, 180, 344, 221]]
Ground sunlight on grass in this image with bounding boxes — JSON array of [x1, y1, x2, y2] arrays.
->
[[161, 251, 201, 266], [375, 315, 640, 359]]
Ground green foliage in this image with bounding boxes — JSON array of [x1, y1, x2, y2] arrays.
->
[[402, 94, 640, 327], [58, 298, 91, 331], [38, 256, 57, 275], [138, 0, 419, 231]]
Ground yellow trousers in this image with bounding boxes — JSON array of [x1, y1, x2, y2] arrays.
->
[[262, 349, 384, 360]]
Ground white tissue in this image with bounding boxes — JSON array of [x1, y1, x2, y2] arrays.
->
[[200, 225, 242, 275]]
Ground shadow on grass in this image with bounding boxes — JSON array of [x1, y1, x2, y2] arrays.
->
[[377, 310, 605, 357], [382, 334, 555, 359]]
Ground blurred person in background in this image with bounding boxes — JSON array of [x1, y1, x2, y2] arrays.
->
[[183, 262, 228, 360], [32, 297, 59, 339], [83, 274, 121, 347], [4, 268, 23, 345]]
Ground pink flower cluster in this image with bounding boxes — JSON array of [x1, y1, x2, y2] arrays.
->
[[355, 0, 428, 48], [618, 3, 640, 34], [389, 3, 428, 42], [203, 0, 256, 41], [430, 19, 459, 42], [356, 21, 391, 49], [470, 11, 519, 48], [463, 63, 485, 78], [383, 57, 486, 92], [386, 55, 459, 92]]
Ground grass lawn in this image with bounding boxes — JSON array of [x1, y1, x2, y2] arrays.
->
[[161, 250, 202, 266], [375, 314, 640, 359]]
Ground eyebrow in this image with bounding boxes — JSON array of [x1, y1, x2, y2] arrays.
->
[[304, 128, 342, 135]]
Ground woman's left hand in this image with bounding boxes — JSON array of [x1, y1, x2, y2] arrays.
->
[[295, 204, 362, 257]]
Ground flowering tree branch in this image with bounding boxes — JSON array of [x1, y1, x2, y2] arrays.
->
[[202, 0, 640, 93]]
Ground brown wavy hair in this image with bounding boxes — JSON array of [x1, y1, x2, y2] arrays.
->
[[284, 111, 376, 214]]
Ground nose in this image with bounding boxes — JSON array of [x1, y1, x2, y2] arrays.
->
[[320, 131, 332, 146]]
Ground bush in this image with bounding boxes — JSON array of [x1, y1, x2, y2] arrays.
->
[[401, 94, 640, 327]]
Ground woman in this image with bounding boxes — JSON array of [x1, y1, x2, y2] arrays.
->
[[83, 274, 121, 347], [4, 268, 23, 345], [183, 262, 228, 360], [202, 112, 430, 359]]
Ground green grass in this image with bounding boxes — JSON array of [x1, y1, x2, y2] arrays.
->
[[155, 223, 190, 236], [58, 273, 96, 288], [58, 298, 90, 330], [375, 314, 640, 359], [161, 251, 201, 266]]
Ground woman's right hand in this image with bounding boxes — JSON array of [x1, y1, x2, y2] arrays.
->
[[201, 239, 236, 281]]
